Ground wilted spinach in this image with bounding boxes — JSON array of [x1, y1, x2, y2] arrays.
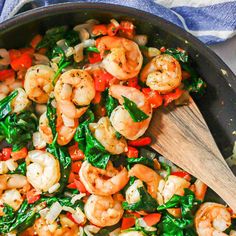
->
[[122, 96, 149, 122], [123, 187, 158, 212], [85, 46, 100, 53], [9, 162, 26, 175], [0, 90, 18, 120], [46, 97, 57, 137], [104, 90, 119, 117], [0, 111, 38, 151], [127, 156, 154, 168]]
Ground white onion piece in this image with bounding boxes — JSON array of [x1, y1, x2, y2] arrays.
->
[[0, 49, 10, 66], [83, 39, 96, 48], [147, 47, 161, 57], [0, 161, 9, 174], [5, 159, 18, 171], [78, 28, 90, 42], [134, 35, 148, 46], [79, 226, 84, 236], [84, 225, 100, 236], [71, 193, 86, 204], [74, 43, 84, 63], [39, 207, 49, 218], [62, 206, 75, 213], [45, 201, 62, 223], [33, 53, 50, 65], [110, 19, 120, 27], [71, 207, 86, 224], [48, 183, 60, 193]]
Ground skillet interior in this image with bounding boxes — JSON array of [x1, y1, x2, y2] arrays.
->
[[0, 2, 235, 198]]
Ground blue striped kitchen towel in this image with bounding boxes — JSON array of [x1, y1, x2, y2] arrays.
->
[[0, 0, 235, 45]]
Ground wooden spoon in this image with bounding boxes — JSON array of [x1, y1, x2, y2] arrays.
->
[[146, 97, 236, 212]]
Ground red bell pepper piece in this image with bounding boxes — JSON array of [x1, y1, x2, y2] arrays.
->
[[126, 146, 139, 158], [107, 23, 119, 36], [92, 24, 107, 36], [143, 213, 162, 226], [163, 88, 183, 106], [128, 77, 140, 89], [88, 52, 102, 64], [93, 91, 102, 104], [128, 137, 152, 147], [71, 161, 82, 173], [68, 143, 85, 161], [2, 148, 12, 161], [121, 217, 136, 230], [142, 88, 163, 108], [9, 49, 21, 62], [0, 69, 15, 81], [11, 53, 32, 71], [172, 171, 191, 180], [26, 189, 41, 204], [74, 179, 88, 194]]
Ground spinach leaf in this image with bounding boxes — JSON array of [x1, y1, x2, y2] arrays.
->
[[164, 48, 188, 63], [95, 229, 110, 236], [160, 162, 171, 180], [9, 162, 26, 175], [65, 30, 79, 46], [0, 111, 38, 151], [36, 26, 68, 49], [123, 187, 158, 212], [157, 189, 199, 236], [74, 109, 95, 151], [0, 204, 15, 233], [0, 90, 18, 120], [105, 91, 119, 117], [85, 46, 100, 53], [46, 97, 57, 137], [47, 143, 71, 193], [52, 61, 71, 85], [84, 125, 110, 169], [122, 96, 149, 122], [127, 156, 154, 168]]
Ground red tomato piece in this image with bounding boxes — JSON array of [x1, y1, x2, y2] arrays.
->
[[11, 147, 28, 160], [163, 88, 183, 106], [128, 137, 152, 147], [142, 88, 163, 108], [93, 91, 102, 104], [2, 148, 12, 161], [88, 52, 102, 64], [121, 217, 136, 230], [0, 69, 15, 81], [172, 171, 191, 181], [126, 146, 139, 158], [127, 77, 140, 89], [92, 24, 107, 36], [9, 49, 21, 62], [68, 143, 85, 161], [67, 182, 77, 189], [74, 179, 88, 194], [143, 213, 161, 226], [27, 189, 41, 204], [11, 53, 32, 71], [71, 161, 82, 173], [119, 21, 135, 39], [30, 34, 43, 49], [107, 23, 119, 36]]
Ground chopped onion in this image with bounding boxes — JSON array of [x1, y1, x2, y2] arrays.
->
[[71, 193, 86, 204], [147, 47, 161, 57], [79, 226, 84, 236], [78, 28, 90, 42], [62, 206, 75, 214], [33, 53, 50, 65], [65, 47, 75, 57], [136, 218, 157, 231], [83, 39, 96, 48], [74, 43, 84, 63], [71, 207, 86, 224], [110, 19, 120, 27], [48, 183, 60, 193], [39, 207, 49, 218], [134, 35, 148, 46], [0, 49, 10, 66], [109, 228, 121, 236], [62, 114, 75, 127], [33, 131, 46, 149], [45, 201, 62, 223], [5, 159, 18, 171], [0, 161, 8, 174], [84, 225, 100, 236]]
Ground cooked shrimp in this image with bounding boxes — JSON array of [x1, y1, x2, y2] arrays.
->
[[89, 117, 127, 154], [191, 179, 208, 201], [125, 179, 144, 204], [84, 194, 124, 227], [33, 215, 79, 236], [11, 88, 31, 113], [128, 164, 162, 199], [195, 202, 232, 236], [160, 175, 190, 217], [79, 160, 129, 196], [26, 150, 60, 192], [2, 189, 23, 211], [96, 36, 143, 80], [109, 85, 152, 140], [54, 69, 95, 118], [140, 54, 182, 94], [24, 65, 55, 103]]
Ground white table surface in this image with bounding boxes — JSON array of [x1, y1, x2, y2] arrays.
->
[[210, 35, 236, 75]]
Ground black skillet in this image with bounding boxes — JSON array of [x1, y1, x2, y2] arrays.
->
[[0, 2, 235, 199]]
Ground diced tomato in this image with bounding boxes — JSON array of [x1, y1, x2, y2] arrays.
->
[[128, 137, 152, 147], [2, 148, 12, 161], [68, 143, 85, 161], [127, 77, 140, 89], [107, 23, 119, 36], [172, 171, 191, 181], [19, 48, 34, 56], [0, 153, 4, 161], [74, 179, 88, 194], [126, 146, 139, 158], [142, 88, 163, 108], [119, 21, 135, 39], [92, 24, 107, 36], [0, 69, 15, 81], [94, 73, 107, 92], [67, 182, 77, 189], [163, 88, 184, 106], [9, 49, 21, 61], [160, 47, 166, 53], [11, 53, 32, 71], [143, 213, 161, 226], [27, 189, 41, 204], [182, 70, 191, 80], [72, 161, 82, 173], [30, 34, 43, 49], [66, 212, 79, 224], [68, 172, 76, 183], [88, 52, 102, 64], [11, 147, 28, 160], [121, 217, 136, 230], [93, 91, 102, 104]]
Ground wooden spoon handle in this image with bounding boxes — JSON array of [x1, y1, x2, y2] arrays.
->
[[148, 99, 236, 211]]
